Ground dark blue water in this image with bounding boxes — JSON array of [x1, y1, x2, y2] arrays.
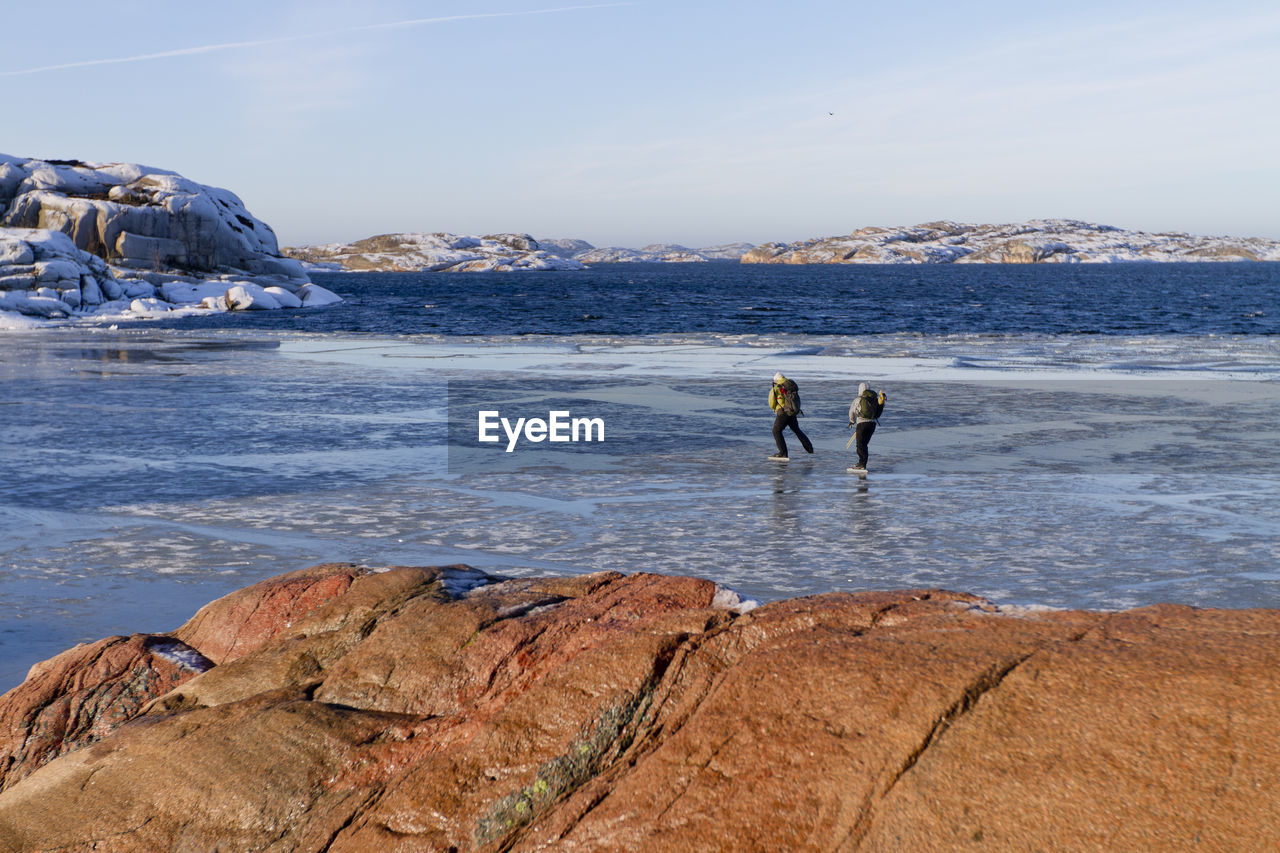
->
[[110, 262, 1278, 336]]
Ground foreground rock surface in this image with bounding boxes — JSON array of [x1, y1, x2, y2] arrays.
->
[[1, 564, 1277, 851]]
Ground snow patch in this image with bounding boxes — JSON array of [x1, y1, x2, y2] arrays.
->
[[953, 599, 1072, 619], [264, 286, 303, 309], [225, 283, 282, 311], [712, 584, 760, 614], [496, 598, 566, 619], [0, 309, 43, 329], [440, 566, 499, 598], [297, 283, 342, 307], [146, 638, 215, 673]]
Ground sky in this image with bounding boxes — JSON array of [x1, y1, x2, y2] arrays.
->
[[2, 0, 1278, 248]]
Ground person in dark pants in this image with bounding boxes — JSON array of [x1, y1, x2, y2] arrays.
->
[[768, 372, 813, 461], [848, 382, 886, 471]]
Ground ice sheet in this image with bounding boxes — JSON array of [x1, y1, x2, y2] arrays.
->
[[1, 329, 1277, 692], [278, 333, 1280, 382]]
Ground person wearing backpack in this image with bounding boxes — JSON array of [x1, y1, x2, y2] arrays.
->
[[848, 382, 886, 471], [768, 372, 813, 461]]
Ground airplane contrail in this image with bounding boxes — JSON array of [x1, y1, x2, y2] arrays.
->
[[0, 4, 629, 77]]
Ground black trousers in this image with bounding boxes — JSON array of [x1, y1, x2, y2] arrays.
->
[[854, 421, 877, 467], [772, 412, 812, 456]]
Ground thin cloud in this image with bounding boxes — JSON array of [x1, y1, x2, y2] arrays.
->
[[0, 4, 629, 77]]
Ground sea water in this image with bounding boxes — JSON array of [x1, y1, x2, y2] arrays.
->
[[1, 262, 1277, 691]]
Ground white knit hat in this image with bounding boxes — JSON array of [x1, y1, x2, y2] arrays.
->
[[773, 372, 785, 383], [858, 382, 868, 394]]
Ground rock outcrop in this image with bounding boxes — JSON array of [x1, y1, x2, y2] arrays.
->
[[0, 154, 339, 321], [741, 219, 1280, 264], [288, 219, 1280, 270], [0, 634, 210, 791], [534, 237, 595, 258], [285, 235, 758, 270], [284, 233, 588, 273], [2, 564, 1278, 851], [575, 242, 755, 263], [0, 564, 363, 794]]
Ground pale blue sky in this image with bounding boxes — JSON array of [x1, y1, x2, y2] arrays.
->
[[3, 0, 1277, 247]]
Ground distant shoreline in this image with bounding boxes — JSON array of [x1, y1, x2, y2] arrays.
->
[[284, 218, 1280, 272]]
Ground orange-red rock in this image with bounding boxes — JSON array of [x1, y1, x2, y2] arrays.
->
[[173, 562, 368, 664], [0, 633, 208, 792], [1, 567, 1277, 852]]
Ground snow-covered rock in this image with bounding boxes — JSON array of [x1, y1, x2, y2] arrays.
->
[[297, 283, 342, 307], [0, 157, 306, 279], [264, 286, 303, 309], [0, 153, 341, 324], [741, 219, 1280, 265], [0, 290, 73, 318], [160, 280, 239, 305], [536, 237, 595, 258], [128, 297, 171, 315], [0, 228, 108, 309], [286, 232, 758, 268], [697, 242, 756, 261], [284, 232, 587, 273], [575, 242, 755, 263], [121, 280, 156, 298], [224, 283, 282, 311]]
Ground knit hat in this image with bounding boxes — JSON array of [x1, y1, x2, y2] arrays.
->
[[858, 382, 868, 394], [773, 372, 785, 384]]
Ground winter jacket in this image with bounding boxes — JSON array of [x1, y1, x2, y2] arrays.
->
[[769, 378, 801, 414]]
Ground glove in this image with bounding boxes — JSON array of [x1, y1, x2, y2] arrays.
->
[[878, 391, 887, 404]]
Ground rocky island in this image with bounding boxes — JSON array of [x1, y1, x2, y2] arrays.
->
[[573, 241, 755, 264], [285, 232, 589, 273], [743, 218, 1280, 264], [283, 220, 1280, 274], [283, 234, 756, 271], [0, 154, 340, 322], [1, 563, 1276, 851]]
